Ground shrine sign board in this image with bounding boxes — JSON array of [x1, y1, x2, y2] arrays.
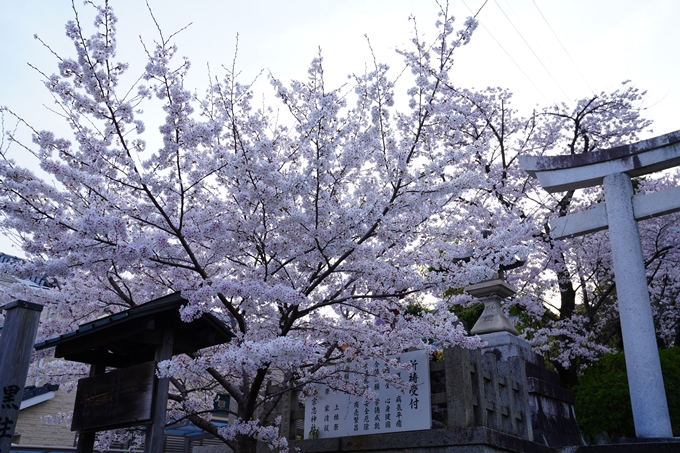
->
[[304, 350, 431, 439], [71, 361, 156, 432]]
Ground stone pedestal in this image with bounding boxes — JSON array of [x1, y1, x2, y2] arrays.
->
[[478, 331, 542, 366]]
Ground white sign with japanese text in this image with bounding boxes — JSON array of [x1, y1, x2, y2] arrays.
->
[[304, 349, 431, 438]]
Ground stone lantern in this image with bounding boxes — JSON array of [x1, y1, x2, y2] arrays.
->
[[463, 252, 541, 367], [467, 278, 519, 336]]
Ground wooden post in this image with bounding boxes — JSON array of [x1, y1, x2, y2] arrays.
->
[[145, 323, 174, 453], [0, 300, 42, 453], [76, 358, 107, 453]]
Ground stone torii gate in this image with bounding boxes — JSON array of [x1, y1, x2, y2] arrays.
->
[[519, 130, 680, 439]]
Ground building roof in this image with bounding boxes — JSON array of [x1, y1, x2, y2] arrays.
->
[[20, 384, 59, 410], [0, 253, 55, 288], [164, 419, 228, 441]]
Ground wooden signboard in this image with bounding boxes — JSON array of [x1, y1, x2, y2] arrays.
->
[[36, 293, 235, 453], [71, 361, 156, 432]]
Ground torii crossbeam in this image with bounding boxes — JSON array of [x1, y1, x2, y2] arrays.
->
[[519, 130, 680, 438]]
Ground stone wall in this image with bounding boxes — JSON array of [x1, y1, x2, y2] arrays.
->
[[275, 333, 583, 450], [286, 426, 555, 453]]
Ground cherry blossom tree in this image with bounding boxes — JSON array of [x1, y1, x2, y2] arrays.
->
[[4, 2, 676, 450], [0, 2, 527, 451]]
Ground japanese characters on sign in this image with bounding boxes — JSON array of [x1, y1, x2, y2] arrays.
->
[[0, 384, 21, 439], [304, 349, 431, 439]]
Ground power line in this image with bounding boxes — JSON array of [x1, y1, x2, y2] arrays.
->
[[471, 0, 490, 19], [499, 0, 568, 94], [493, 0, 572, 101], [531, 0, 595, 94], [460, 0, 553, 104]]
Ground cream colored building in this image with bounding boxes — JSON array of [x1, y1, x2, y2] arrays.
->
[[13, 386, 77, 447]]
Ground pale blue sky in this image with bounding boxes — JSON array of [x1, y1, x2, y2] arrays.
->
[[0, 0, 678, 255]]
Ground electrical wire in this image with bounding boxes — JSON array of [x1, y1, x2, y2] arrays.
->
[[494, 0, 571, 101], [460, 0, 553, 104], [531, 0, 595, 94], [498, 0, 572, 101]]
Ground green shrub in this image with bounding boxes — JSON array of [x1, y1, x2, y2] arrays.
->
[[449, 302, 483, 332], [574, 347, 680, 441]]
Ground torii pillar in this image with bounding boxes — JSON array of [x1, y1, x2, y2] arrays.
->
[[519, 130, 680, 438]]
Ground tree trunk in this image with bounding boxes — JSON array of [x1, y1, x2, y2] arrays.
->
[[557, 265, 576, 319], [553, 263, 580, 388], [236, 434, 259, 453], [554, 361, 579, 389]]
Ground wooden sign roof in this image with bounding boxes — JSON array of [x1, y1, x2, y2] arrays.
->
[[35, 293, 233, 368]]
